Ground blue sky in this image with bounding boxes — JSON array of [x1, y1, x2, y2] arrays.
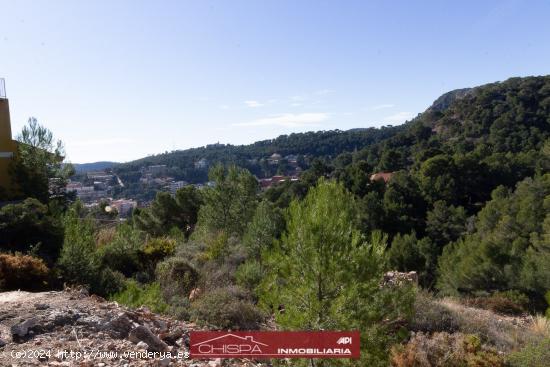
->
[[1, 0, 549, 163]]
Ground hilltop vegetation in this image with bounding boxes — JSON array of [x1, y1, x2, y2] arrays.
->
[[72, 161, 118, 173], [112, 126, 404, 184], [1, 75, 550, 366]]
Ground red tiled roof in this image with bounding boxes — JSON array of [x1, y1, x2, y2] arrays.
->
[[370, 172, 394, 183]]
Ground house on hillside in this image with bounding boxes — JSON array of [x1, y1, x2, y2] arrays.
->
[[267, 153, 282, 165], [110, 199, 137, 217], [170, 180, 188, 195], [370, 172, 394, 183], [285, 154, 298, 164], [257, 175, 299, 190]]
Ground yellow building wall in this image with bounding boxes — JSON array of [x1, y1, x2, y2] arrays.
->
[[0, 98, 18, 193]]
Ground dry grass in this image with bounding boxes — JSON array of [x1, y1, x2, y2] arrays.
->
[[390, 332, 505, 367], [0, 253, 49, 291], [95, 226, 117, 247], [529, 315, 550, 338], [411, 292, 541, 352]]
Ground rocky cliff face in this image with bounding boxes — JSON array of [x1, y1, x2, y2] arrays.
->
[[0, 290, 256, 367]]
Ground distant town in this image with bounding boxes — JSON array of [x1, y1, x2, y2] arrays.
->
[[66, 152, 303, 219]]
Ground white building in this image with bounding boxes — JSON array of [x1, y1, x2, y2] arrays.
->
[[194, 158, 208, 169], [170, 180, 188, 195], [110, 199, 137, 217]]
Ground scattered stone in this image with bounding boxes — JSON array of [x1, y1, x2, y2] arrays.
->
[[50, 311, 81, 327], [0, 290, 249, 366], [160, 327, 185, 345], [10, 317, 38, 338], [89, 294, 106, 303], [104, 312, 134, 337], [128, 325, 168, 352], [136, 341, 148, 349], [154, 319, 168, 332], [159, 357, 171, 366], [382, 270, 418, 287]]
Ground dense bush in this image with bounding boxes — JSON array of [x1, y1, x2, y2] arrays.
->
[[97, 224, 143, 277], [388, 232, 437, 287], [58, 202, 124, 296], [463, 293, 527, 316], [390, 332, 504, 367], [134, 187, 202, 237], [139, 236, 176, 276], [235, 260, 262, 293], [410, 291, 460, 334], [507, 338, 550, 367], [190, 286, 264, 329], [437, 175, 550, 300], [261, 180, 415, 366], [196, 164, 258, 236], [111, 280, 168, 314], [0, 253, 49, 291], [155, 256, 198, 303], [141, 237, 176, 262], [58, 205, 100, 289], [0, 198, 64, 264]]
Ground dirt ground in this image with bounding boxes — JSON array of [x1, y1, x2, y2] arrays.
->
[[0, 290, 264, 367]]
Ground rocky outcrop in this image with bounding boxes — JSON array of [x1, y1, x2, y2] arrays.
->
[[382, 271, 419, 287]]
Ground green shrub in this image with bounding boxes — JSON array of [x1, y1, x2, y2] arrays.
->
[[190, 286, 264, 329], [97, 268, 126, 296], [111, 280, 168, 314], [156, 257, 198, 303], [201, 231, 229, 261], [141, 237, 176, 261], [0, 198, 64, 264], [167, 298, 191, 320], [411, 291, 460, 333], [235, 260, 262, 293], [97, 224, 142, 277], [464, 294, 526, 315], [58, 206, 99, 288], [507, 338, 550, 367], [139, 237, 176, 274], [0, 253, 49, 291], [494, 290, 530, 310], [59, 204, 125, 296]]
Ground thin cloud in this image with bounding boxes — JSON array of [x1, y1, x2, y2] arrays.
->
[[370, 104, 395, 110], [234, 112, 329, 127], [290, 95, 306, 101], [244, 100, 264, 108], [71, 138, 135, 147], [383, 111, 414, 124], [314, 88, 333, 95], [219, 104, 230, 109]]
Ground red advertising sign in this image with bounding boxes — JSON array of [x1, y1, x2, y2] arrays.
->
[[190, 331, 360, 359]]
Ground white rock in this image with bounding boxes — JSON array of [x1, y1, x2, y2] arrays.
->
[[136, 341, 149, 349]]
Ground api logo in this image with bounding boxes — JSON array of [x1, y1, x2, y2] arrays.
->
[[336, 337, 352, 345]]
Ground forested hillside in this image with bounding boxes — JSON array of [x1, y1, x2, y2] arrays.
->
[[3, 75, 550, 366], [113, 126, 405, 182]]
